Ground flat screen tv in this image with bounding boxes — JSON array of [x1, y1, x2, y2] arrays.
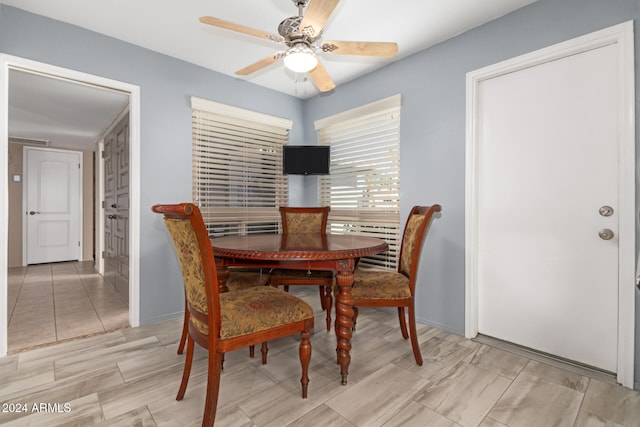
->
[[283, 145, 330, 175]]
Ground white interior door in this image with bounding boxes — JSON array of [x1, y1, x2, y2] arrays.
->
[[465, 18, 640, 381], [25, 147, 82, 264], [476, 43, 619, 372]]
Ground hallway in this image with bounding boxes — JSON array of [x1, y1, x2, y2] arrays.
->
[[7, 261, 129, 353]]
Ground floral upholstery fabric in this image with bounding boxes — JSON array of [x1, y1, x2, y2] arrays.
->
[[284, 212, 324, 233], [351, 269, 411, 299], [400, 214, 423, 277], [219, 287, 313, 339], [164, 219, 208, 331]]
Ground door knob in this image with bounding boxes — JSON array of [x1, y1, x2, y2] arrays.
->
[[599, 228, 614, 240], [28, 211, 40, 215]]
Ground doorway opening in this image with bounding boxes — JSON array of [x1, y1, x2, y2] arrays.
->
[[1, 54, 141, 356]]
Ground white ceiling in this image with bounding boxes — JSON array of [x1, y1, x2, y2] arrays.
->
[[8, 70, 130, 151], [3, 0, 538, 150]]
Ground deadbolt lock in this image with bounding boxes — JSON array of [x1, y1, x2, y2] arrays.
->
[[599, 206, 614, 217]]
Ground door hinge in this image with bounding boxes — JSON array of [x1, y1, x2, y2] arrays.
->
[[102, 251, 105, 259], [78, 241, 81, 247], [102, 200, 106, 209]]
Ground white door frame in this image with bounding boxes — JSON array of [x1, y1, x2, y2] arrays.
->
[[465, 21, 635, 387], [22, 146, 83, 265], [96, 139, 105, 277], [0, 54, 141, 357]]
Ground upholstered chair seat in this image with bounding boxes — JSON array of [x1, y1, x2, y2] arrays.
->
[[350, 270, 411, 300], [218, 287, 314, 338], [188, 286, 313, 338]]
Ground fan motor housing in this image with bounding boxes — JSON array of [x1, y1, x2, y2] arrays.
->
[[278, 15, 321, 45], [278, 16, 303, 38]]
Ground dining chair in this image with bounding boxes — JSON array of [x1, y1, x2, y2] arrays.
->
[[350, 204, 442, 366], [152, 203, 314, 427], [269, 206, 334, 331]]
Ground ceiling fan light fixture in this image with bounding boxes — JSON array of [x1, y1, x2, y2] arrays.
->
[[283, 44, 318, 73]]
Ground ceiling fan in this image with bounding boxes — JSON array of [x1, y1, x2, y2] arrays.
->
[[199, 0, 399, 92]]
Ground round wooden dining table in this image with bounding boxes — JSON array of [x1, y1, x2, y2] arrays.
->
[[211, 233, 389, 385]]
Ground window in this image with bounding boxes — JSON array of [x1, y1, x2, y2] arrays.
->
[[191, 97, 291, 237], [316, 94, 401, 270]]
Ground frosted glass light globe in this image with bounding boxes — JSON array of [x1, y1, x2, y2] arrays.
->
[[284, 45, 318, 73]]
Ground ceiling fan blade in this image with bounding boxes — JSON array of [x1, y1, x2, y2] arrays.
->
[[299, 0, 340, 38], [200, 16, 284, 43], [308, 62, 335, 92], [321, 41, 398, 57], [236, 55, 281, 75]]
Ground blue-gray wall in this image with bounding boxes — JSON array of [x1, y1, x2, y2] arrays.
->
[[2, 0, 640, 388]]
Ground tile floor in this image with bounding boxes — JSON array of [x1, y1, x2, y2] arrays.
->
[[1, 286, 640, 426], [7, 261, 129, 353]]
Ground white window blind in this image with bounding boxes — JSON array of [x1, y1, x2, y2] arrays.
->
[[191, 97, 291, 237], [316, 94, 401, 270]]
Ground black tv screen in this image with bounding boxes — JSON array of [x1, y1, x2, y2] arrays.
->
[[283, 145, 330, 175]]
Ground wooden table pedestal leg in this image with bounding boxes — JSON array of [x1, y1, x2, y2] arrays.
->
[[334, 261, 355, 385]]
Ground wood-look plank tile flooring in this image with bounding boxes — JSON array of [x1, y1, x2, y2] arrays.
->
[[2, 285, 639, 426], [7, 261, 129, 353]]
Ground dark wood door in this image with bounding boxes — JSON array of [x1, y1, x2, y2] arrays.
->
[[104, 113, 129, 303]]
